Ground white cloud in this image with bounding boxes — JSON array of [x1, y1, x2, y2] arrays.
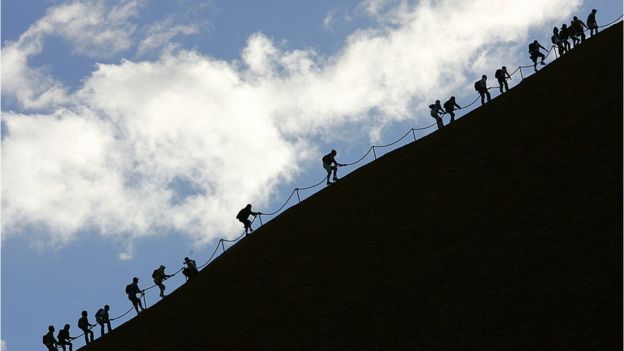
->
[[1, 0, 142, 109], [1, 0, 581, 255], [1, 42, 69, 110], [0, 339, 6, 351], [137, 18, 200, 57], [38, 0, 142, 57], [0, 0, 203, 110], [323, 10, 337, 31]]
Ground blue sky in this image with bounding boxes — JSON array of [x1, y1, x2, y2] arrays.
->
[[2, 1, 622, 350]]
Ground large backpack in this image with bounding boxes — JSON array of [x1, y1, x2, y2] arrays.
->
[[474, 81, 481, 91], [42, 334, 51, 345], [428, 104, 435, 109], [235, 209, 245, 220], [152, 269, 160, 280], [78, 317, 87, 329], [125, 284, 133, 295], [495, 69, 503, 79], [321, 154, 331, 164], [95, 308, 105, 323], [528, 43, 536, 53]]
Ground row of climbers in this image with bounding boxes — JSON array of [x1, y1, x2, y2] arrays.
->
[[43, 307, 109, 351], [42, 8, 611, 350], [429, 9, 602, 130], [429, 64, 515, 130], [551, 11, 599, 57], [43, 258, 199, 350]]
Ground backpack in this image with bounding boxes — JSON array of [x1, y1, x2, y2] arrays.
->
[[495, 69, 503, 79], [428, 104, 435, 109], [528, 43, 537, 53], [125, 284, 133, 294], [43, 334, 51, 345], [235, 209, 245, 220], [443, 100, 453, 110], [78, 317, 87, 329], [321, 154, 331, 164], [96, 308, 105, 323], [474, 81, 481, 91]]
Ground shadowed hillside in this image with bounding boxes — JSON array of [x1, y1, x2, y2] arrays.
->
[[86, 23, 622, 351]]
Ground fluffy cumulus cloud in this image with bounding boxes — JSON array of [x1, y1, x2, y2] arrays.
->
[[1, 0, 580, 255]]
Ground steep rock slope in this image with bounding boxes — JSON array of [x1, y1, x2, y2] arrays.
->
[[87, 22, 622, 351]]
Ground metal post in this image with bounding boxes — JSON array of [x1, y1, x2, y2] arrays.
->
[[143, 294, 148, 309], [372, 146, 377, 160], [295, 188, 301, 203], [411, 128, 417, 141], [220, 239, 225, 253], [258, 214, 263, 226], [519, 67, 524, 80]]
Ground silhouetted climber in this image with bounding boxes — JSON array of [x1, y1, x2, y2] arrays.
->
[[494, 66, 512, 93], [429, 100, 445, 129], [528, 40, 547, 71], [182, 257, 199, 281], [95, 305, 112, 337], [443, 96, 461, 123], [552, 27, 566, 56], [568, 21, 581, 47], [237, 204, 261, 235], [153, 265, 173, 298], [559, 24, 571, 52], [474, 75, 491, 105], [43, 325, 59, 351], [57, 324, 75, 351], [77, 310, 95, 345], [587, 9, 598, 37], [571, 16, 587, 42], [125, 277, 145, 314], [322, 150, 345, 185]]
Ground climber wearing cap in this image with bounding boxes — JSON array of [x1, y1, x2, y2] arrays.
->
[[152, 265, 173, 298]]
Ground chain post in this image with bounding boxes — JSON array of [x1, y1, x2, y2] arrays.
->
[[295, 188, 301, 203]]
